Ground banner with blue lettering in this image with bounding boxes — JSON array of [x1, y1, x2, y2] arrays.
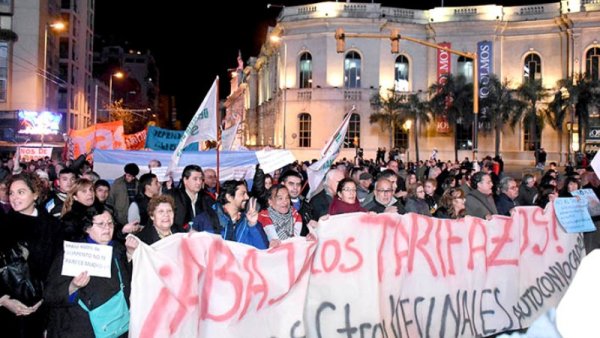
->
[[478, 40, 493, 127], [145, 126, 198, 151]]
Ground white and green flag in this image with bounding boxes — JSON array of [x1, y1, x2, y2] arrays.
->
[[306, 107, 354, 200], [168, 77, 218, 173]]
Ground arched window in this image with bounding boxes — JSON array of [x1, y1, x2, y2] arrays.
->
[[586, 47, 600, 81], [523, 53, 542, 82], [394, 55, 409, 92], [344, 113, 361, 148], [298, 113, 311, 147], [457, 56, 473, 82], [299, 52, 313, 89], [344, 51, 361, 88]]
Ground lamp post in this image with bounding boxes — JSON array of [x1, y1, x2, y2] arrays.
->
[[270, 35, 287, 149], [108, 71, 124, 106], [43, 21, 65, 111], [93, 84, 98, 125]]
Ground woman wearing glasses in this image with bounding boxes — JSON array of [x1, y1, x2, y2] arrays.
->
[[328, 178, 366, 216], [45, 204, 134, 338]]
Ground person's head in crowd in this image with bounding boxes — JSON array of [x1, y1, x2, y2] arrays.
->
[[148, 159, 161, 169], [378, 169, 399, 191], [386, 160, 399, 174], [522, 174, 536, 188], [428, 166, 442, 179], [82, 171, 100, 184], [407, 182, 425, 200], [58, 167, 77, 194], [336, 178, 358, 204], [82, 204, 113, 245], [358, 172, 372, 190], [148, 195, 176, 236], [264, 174, 274, 190], [27, 163, 37, 173], [62, 178, 95, 216], [536, 184, 558, 208], [442, 176, 457, 191], [406, 172, 417, 186], [280, 170, 303, 199], [35, 169, 50, 188], [424, 179, 437, 197], [218, 180, 249, 211], [124, 163, 140, 183], [81, 161, 92, 174], [203, 169, 217, 190], [373, 179, 394, 206], [540, 173, 557, 187], [8, 173, 42, 215], [561, 176, 581, 194], [546, 169, 558, 178], [138, 173, 160, 198], [548, 162, 557, 171], [439, 187, 466, 218], [181, 164, 204, 194], [499, 177, 519, 200], [324, 169, 345, 196], [94, 180, 111, 203], [267, 185, 291, 214], [350, 167, 363, 183], [471, 172, 493, 196], [0, 178, 8, 205]]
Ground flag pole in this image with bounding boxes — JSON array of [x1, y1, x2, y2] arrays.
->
[[216, 77, 221, 195]]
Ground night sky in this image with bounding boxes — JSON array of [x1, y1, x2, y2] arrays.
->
[[95, 0, 550, 124]]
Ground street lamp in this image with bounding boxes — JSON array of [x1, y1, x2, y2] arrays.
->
[[270, 34, 287, 149], [108, 71, 124, 105], [43, 20, 66, 111]]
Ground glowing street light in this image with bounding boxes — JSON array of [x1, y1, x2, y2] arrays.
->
[[43, 20, 66, 111], [108, 71, 124, 105]]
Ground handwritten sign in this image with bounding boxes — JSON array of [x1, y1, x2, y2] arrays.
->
[[149, 166, 170, 183], [61, 241, 113, 278], [570, 188, 600, 216], [554, 197, 596, 233], [18, 147, 52, 162], [129, 206, 582, 337]]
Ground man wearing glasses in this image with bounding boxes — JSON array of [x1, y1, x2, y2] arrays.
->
[[364, 178, 406, 214], [495, 177, 519, 216]]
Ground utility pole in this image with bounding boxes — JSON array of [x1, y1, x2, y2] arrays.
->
[[335, 29, 479, 156]]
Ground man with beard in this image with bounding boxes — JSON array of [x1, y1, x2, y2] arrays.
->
[[191, 180, 268, 249]]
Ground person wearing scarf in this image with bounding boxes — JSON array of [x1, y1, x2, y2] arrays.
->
[[257, 185, 302, 248], [328, 178, 367, 216]]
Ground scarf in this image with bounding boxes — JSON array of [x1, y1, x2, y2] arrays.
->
[[267, 206, 293, 240], [328, 198, 366, 216]]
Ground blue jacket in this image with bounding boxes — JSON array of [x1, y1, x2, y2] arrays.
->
[[191, 203, 268, 249]]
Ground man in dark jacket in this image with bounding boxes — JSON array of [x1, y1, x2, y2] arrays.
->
[[169, 164, 213, 230], [45, 168, 77, 218], [280, 170, 314, 236], [309, 169, 344, 221], [466, 172, 498, 219], [364, 178, 406, 214], [517, 174, 537, 206], [495, 177, 519, 216]]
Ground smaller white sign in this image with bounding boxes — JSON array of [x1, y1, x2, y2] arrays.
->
[[61, 241, 113, 278], [255, 149, 296, 174], [150, 166, 170, 182]]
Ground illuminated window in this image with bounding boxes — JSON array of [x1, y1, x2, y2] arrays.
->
[[298, 113, 311, 147], [523, 53, 541, 82], [457, 56, 473, 82], [394, 55, 409, 92], [299, 52, 312, 89], [344, 51, 361, 89], [344, 113, 361, 148], [586, 47, 600, 81]]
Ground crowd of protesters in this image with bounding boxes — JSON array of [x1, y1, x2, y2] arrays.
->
[[0, 148, 599, 337]]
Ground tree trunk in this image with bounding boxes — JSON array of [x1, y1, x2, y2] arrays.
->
[[558, 129, 563, 165], [529, 112, 537, 150], [390, 123, 395, 151], [414, 117, 420, 162], [454, 120, 459, 162], [495, 119, 501, 157]]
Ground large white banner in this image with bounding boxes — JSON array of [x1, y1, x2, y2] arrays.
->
[[130, 205, 583, 337]]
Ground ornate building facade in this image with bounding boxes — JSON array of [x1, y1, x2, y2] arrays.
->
[[231, 1, 600, 165]]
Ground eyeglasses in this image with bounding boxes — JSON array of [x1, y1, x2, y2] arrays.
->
[[93, 220, 114, 229], [376, 189, 394, 194], [342, 188, 357, 193]]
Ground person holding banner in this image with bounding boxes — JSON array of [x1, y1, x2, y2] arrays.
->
[[257, 185, 302, 248], [45, 205, 132, 338], [191, 180, 268, 249]]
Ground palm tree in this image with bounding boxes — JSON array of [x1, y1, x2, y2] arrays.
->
[[481, 75, 527, 157], [514, 79, 549, 152], [428, 74, 473, 161], [397, 92, 430, 162], [544, 79, 571, 164], [369, 88, 404, 150]]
